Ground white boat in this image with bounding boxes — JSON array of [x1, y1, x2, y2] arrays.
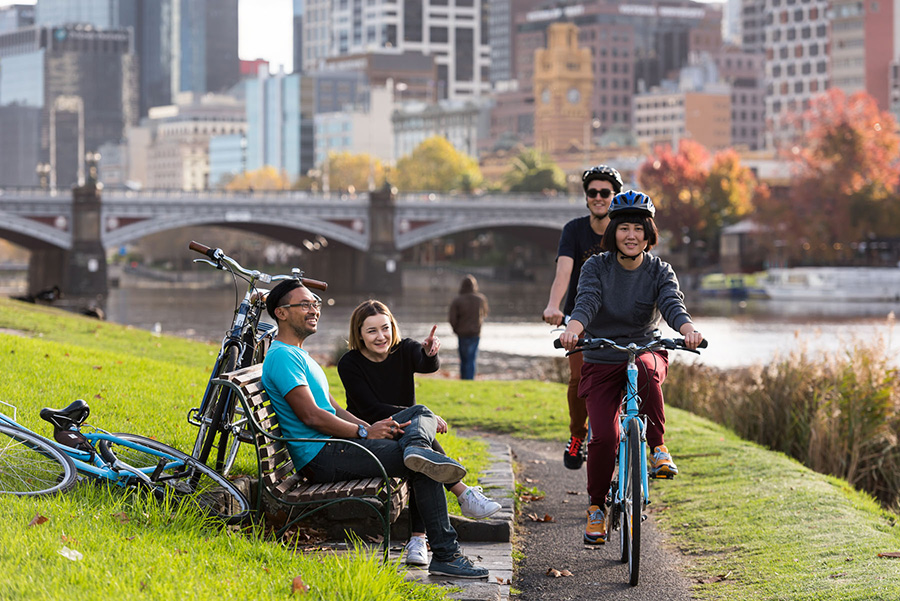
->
[[760, 267, 900, 302]]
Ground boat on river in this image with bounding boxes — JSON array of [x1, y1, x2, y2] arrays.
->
[[760, 267, 900, 302]]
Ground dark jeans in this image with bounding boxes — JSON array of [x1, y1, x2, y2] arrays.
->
[[302, 405, 460, 561], [457, 336, 480, 380]]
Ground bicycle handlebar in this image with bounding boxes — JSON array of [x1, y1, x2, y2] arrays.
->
[[553, 336, 708, 354], [189, 241, 328, 291]]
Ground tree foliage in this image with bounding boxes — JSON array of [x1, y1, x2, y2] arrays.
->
[[224, 166, 291, 191], [323, 151, 385, 193], [393, 136, 483, 192], [757, 89, 900, 264], [503, 148, 567, 192], [638, 140, 764, 262]]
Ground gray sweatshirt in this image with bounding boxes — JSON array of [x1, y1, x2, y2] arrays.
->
[[569, 251, 693, 364]]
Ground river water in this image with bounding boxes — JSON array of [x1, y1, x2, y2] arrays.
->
[[104, 286, 900, 371]]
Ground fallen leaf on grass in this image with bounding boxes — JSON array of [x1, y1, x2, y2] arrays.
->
[[111, 512, 130, 524], [58, 546, 83, 561], [61, 534, 78, 545], [546, 568, 573, 578], [291, 575, 310, 595], [93, 394, 103, 400], [92, 365, 102, 370], [830, 572, 847, 578], [28, 514, 49, 527], [527, 513, 555, 523], [878, 552, 900, 558]]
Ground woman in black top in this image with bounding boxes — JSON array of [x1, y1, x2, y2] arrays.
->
[[338, 299, 501, 566]]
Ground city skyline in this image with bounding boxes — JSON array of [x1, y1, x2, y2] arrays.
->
[[0, 0, 293, 73]]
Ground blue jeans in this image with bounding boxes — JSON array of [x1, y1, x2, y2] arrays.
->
[[302, 405, 460, 561], [457, 336, 480, 380]]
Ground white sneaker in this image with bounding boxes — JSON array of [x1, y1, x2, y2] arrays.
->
[[404, 536, 428, 566], [458, 486, 502, 519]]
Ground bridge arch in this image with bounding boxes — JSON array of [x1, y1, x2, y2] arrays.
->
[[0, 214, 71, 250]]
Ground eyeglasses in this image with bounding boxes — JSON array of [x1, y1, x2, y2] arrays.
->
[[278, 300, 322, 311], [586, 188, 613, 199]]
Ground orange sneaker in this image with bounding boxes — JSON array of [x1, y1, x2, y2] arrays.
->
[[649, 445, 678, 479], [584, 505, 607, 544]]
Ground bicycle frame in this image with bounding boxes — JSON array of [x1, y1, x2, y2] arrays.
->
[[615, 348, 650, 522], [0, 412, 184, 486]]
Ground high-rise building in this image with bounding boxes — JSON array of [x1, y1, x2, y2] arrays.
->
[[715, 47, 765, 151], [297, 0, 490, 101], [486, 0, 544, 86], [0, 4, 35, 34], [35, 0, 239, 116], [0, 25, 138, 188], [831, 0, 895, 113], [763, 0, 829, 148], [245, 71, 315, 181], [740, 0, 765, 54]]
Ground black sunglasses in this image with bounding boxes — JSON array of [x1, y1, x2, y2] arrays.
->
[[586, 188, 613, 199]]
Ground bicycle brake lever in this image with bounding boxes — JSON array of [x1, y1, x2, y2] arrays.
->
[[192, 257, 221, 269]]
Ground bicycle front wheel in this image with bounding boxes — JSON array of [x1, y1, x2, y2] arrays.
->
[[111, 433, 250, 524], [192, 344, 240, 472], [623, 420, 642, 586], [0, 424, 77, 496]]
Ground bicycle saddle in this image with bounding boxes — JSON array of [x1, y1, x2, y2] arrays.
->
[[40, 399, 90, 430]]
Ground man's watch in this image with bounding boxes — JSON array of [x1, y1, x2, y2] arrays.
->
[[357, 424, 368, 439]]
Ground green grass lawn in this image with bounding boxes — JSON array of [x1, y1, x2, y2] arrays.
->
[[2, 297, 900, 599]]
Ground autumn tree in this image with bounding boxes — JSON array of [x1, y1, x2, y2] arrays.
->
[[637, 140, 710, 251], [393, 136, 483, 192], [503, 148, 567, 193], [323, 151, 386, 193], [224, 166, 291, 191], [761, 89, 900, 264]]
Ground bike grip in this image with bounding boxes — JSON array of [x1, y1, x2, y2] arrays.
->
[[188, 240, 216, 259], [553, 339, 563, 349], [301, 277, 328, 291], [698, 339, 708, 348]]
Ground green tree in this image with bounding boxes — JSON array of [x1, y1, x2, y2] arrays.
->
[[393, 136, 483, 192], [759, 89, 900, 264], [503, 148, 567, 192]]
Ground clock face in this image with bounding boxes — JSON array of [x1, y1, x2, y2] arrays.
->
[[541, 88, 551, 104], [567, 88, 581, 104]]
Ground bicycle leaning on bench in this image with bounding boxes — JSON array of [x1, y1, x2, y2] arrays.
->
[[0, 400, 250, 524], [186, 241, 327, 475], [555, 332, 706, 586]]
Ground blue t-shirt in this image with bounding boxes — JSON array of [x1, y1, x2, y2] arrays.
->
[[261, 340, 334, 469]]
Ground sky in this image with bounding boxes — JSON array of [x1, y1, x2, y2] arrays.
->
[[0, 0, 295, 73]]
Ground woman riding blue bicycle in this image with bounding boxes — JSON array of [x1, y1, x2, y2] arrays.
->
[[558, 190, 704, 545]]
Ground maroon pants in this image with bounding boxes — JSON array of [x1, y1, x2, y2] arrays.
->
[[567, 351, 588, 439], [578, 352, 669, 506]]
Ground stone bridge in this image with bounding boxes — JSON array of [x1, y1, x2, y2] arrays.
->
[[0, 186, 587, 302]]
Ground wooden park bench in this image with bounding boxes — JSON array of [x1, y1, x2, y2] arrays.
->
[[212, 364, 409, 557]]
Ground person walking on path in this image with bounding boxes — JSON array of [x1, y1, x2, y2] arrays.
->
[[338, 299, 501, 566], [260, 279, 489, 579], [448, 274, 489, 380], [542, 164, 623, 470]]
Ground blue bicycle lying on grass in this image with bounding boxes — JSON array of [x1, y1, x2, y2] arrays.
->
[[556, 332, 706, 586], [0, 399, 250, 524]]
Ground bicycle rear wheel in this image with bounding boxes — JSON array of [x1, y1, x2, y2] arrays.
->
[[192, 344, 240, 472], [112, 433, 250, 524], [623, 420, 642, 586], [0, 424, 77, 496]]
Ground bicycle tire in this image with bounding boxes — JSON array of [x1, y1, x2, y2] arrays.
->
[[192, 344, 240, 472], [0, 424, 78, 496], [624, 420, 642, 586], [609, 471, 627, 564], [111, 433, 250, 524]]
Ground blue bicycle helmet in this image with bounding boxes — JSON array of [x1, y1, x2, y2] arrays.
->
[[581, 164, 623, 194], [609, 190, 656, 218]]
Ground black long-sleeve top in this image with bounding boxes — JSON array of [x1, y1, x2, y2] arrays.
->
[[337, 338, 440, 423]]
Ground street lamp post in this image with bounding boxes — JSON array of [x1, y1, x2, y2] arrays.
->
[[85, 151, 101, 185], [35, 163, 51, 189], [583, 118, 601, 165]]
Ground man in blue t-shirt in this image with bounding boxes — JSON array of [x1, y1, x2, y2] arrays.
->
[[542, 164, 623, 470], [260, 279, 489, 579]]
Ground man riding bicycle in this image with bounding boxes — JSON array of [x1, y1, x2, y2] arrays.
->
[[543, 164, 623, 470], [557, 190, 703, 544]]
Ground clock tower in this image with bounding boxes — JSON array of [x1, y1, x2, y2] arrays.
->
[[533, 22, 594, 155]]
